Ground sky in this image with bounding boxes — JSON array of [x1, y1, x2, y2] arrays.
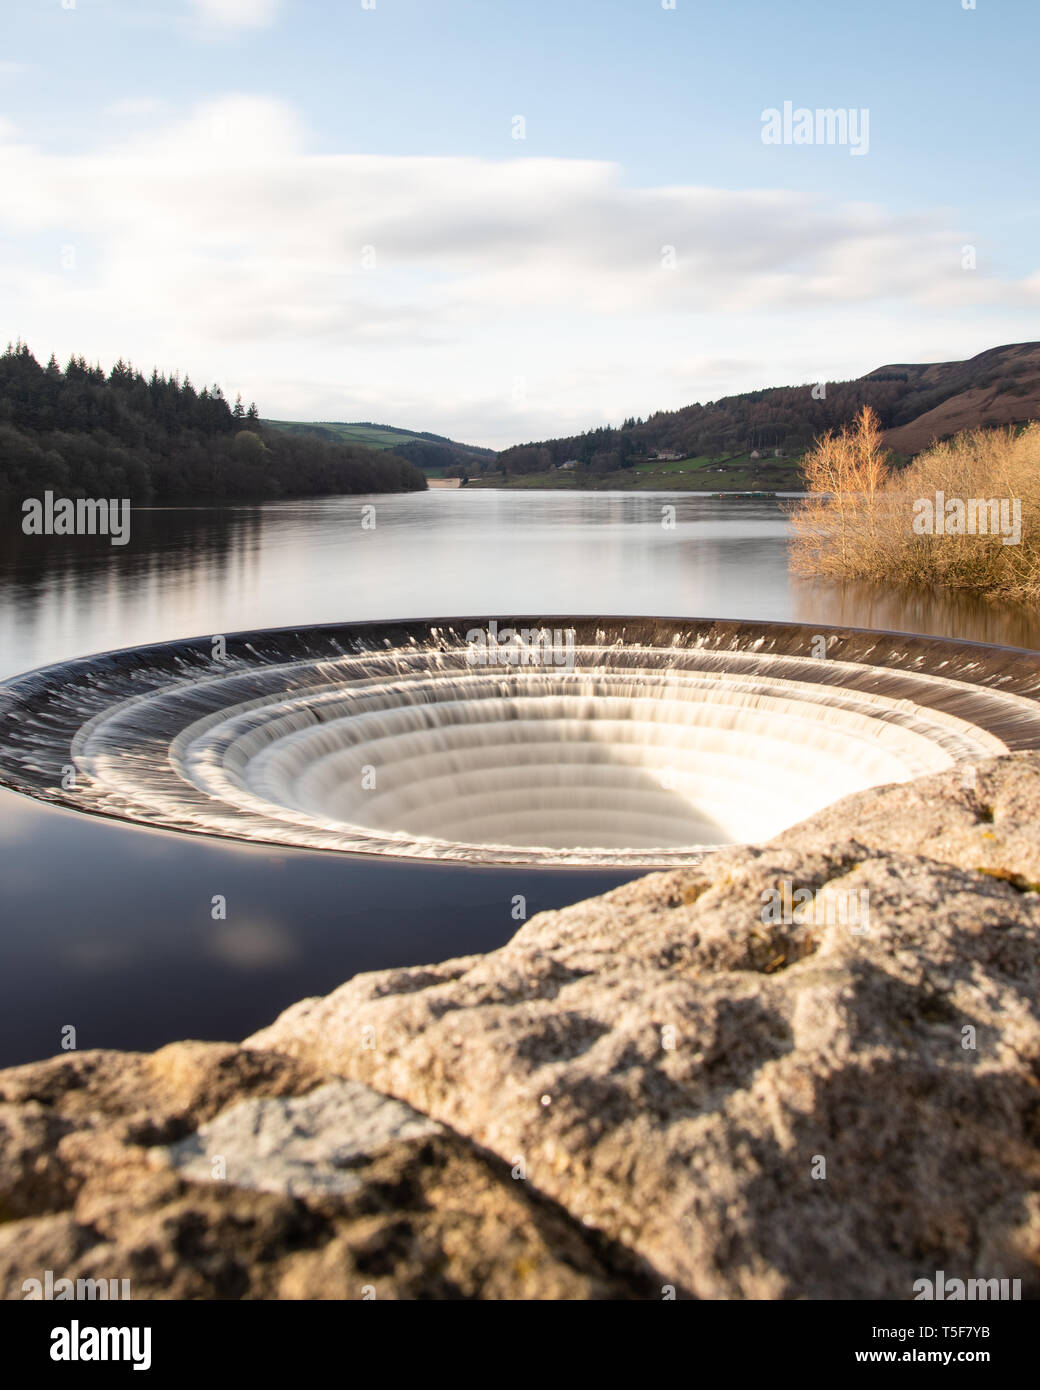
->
[[0, 0, 1037, 449]]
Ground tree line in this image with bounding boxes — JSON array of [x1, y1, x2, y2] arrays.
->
[[497, 381, 915, 477], [0, 344, 427, 505]]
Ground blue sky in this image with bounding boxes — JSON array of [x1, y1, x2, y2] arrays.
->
[[1, 0, 1037, 446]]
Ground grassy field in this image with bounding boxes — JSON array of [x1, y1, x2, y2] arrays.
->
[[469, 452, 805, 492]]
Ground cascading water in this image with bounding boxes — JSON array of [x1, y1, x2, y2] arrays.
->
[[2, 617, 1039, 866]]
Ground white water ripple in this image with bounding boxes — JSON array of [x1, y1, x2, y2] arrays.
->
[[3, 620, 1038, 866]]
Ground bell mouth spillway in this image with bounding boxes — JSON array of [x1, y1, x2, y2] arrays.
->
[[1, 617, 1040, 867]]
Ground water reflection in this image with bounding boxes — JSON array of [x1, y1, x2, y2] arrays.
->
[[0, 787, 634, 1067], [0, 492, 799, 677], [793, 577, 1040, 650], [3, 494, 1035, 683]]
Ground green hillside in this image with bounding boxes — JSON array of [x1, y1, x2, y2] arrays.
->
[[263, 420, 438, 449], [264, 419, 495, 477]]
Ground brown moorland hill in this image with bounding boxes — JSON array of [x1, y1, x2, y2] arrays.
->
[[494, 342, 1040, 477], [877, 342, 1040, 454]]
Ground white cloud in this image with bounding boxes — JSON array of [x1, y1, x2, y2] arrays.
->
[[0, 94, 1034, 447], [189, 0, 281, 30], [104, 97, 166, 118]]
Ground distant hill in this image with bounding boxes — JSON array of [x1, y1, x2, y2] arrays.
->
[[494, 342, 1040, 482], [264, 419, 496, 476]]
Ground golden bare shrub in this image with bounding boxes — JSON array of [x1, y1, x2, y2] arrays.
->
[[789, 414, 1040, 600]]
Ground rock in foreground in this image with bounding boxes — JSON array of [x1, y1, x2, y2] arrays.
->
[[0, 1044, 655, 1299], [3, 753, 1040, 1298], [248, 753, 1040, 1299]]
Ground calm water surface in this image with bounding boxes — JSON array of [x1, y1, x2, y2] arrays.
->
[[1, 491, 1036, 1064]]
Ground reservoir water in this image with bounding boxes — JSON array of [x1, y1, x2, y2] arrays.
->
[[2, 490, 1036, 1065]]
